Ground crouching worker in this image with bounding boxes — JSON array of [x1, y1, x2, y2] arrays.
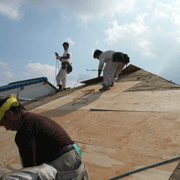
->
[[0, 94, 89, 180], [93, 50, 130, 91]]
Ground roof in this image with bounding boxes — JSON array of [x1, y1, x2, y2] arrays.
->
[[0, 77, 57, 92], [1, 65, 180, 179]]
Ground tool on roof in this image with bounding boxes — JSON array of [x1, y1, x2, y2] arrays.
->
[[148, 76, 153, 82]]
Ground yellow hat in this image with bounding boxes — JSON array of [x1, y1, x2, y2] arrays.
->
[[0, 94, 19, 121]]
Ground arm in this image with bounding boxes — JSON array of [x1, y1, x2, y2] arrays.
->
[[98, 58, 104, 78], [98, 69, 102, 78], [19, 137, 37, 167], [55, 52, 62, 62], [60, 53, 70, 60], [31, 138, 37, 166]]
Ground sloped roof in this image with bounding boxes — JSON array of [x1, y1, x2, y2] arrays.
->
[[1, 65, 180, 179], [0, 77, 57, 92]]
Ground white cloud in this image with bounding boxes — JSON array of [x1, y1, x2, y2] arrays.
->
[[0, 0, 24, 20], [105, 1, 180, 61], [65, 0, 135, 22], [26, 62, 57, 86], [0, 0, 135, 22], [67, 38, 75, 46], [105, 13, 154, 58], [3, 71, 13, 78], [0, 61, 8, 67]]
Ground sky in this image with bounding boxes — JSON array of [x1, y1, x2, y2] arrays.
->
[[0, 0, 180, 88]]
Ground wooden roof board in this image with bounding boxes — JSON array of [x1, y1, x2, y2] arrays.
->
[[29, 109, 180, 180], [169, 162, 180, 180], [34, 81, 180, 113], [1, 65, 180, 179]]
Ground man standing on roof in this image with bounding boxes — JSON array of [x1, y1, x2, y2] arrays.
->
[[93, 49, 130, 91], [55, 42, 72, 92], [0, 94, 89, 180]]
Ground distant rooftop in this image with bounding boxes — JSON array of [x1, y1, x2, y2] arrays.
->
[[0, 77, 56, 92]]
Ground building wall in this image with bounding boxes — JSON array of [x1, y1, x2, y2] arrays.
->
[[0, 82, 56, 100]]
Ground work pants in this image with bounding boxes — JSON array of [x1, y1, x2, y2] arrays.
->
[[102, 60, 125, 86], [50, 149, 89, 180], [0, 164, 57, 180], [0, 150, 89, 180], [56, 66, 67, 89]]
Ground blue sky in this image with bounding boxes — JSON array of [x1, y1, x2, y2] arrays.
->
[[0, 0, 180, 87]]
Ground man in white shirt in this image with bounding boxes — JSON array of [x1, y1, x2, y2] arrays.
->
[[93, 49, 130, 91], [55, 42, 72, 92]]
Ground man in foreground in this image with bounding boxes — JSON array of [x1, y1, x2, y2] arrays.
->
[[93, 49, 130, 91], [0, 94, 89, 180]]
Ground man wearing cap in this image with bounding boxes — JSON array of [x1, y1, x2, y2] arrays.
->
[[93, 49, 130, 91], [0, 94, 89, 180]]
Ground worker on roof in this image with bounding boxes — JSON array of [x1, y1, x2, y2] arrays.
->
[[93, 50, 130, 91], [55, 42, 72, 92], [0, 94, 89, 180]]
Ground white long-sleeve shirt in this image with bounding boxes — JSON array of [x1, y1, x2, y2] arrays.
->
[[98, 50, 116, 69]]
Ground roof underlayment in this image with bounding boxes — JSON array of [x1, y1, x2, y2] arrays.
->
[[1, 65, 180, 179]]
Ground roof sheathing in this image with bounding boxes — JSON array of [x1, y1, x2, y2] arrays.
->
[[1, 65, 180, 179]]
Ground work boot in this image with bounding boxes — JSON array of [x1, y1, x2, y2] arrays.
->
[[110, 82, 114, 87], [99, 85, 110, 91], [56, 85, 62, 92]]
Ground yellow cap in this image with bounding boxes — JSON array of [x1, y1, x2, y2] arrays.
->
[[0, 94, 19, 121]]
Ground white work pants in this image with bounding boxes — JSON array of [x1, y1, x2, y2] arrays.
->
[[56, 66, 67, 89], [102, 60, 125, 86]]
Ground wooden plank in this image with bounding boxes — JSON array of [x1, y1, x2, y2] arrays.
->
[[169, 162, 180, 180]]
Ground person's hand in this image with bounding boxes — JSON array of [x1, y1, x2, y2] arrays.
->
[[55, 52, 59, 59], [98, 77, 101, 82]]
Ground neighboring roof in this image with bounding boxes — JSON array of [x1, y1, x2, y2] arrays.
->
[[0, 77, 57, 92]]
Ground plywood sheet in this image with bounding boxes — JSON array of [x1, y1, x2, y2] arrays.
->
[[30, 108, 180, 180], [35, 81, 139, 111], [92, 89, 180, 112], [35, 81, 180, 113]]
